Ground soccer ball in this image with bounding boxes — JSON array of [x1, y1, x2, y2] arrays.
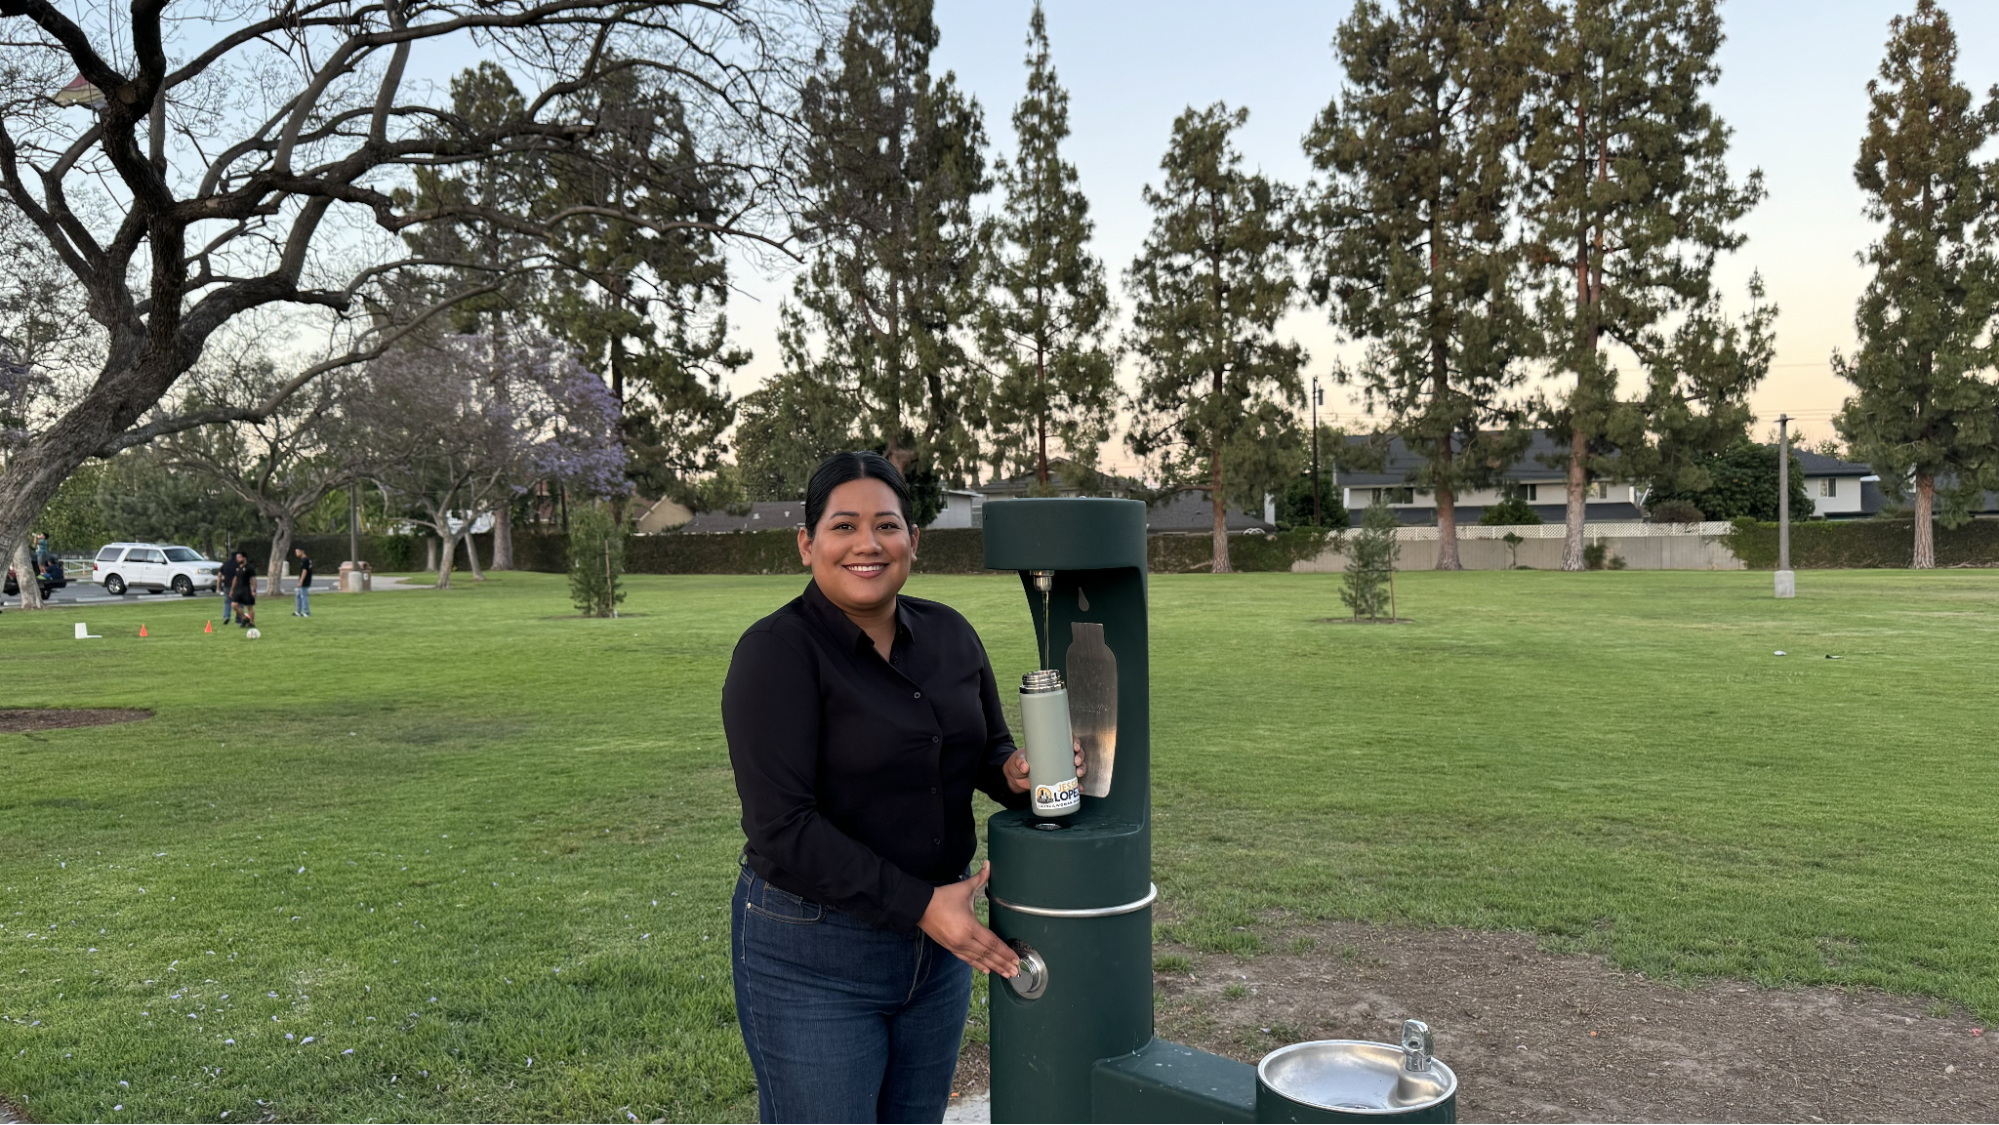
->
[[245, 628, 262, 639]]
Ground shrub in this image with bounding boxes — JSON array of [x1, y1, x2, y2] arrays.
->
[[1646, 498, 1706, 524], [1583, 542, 1609, 570], [1478, 497, 1542, 526], [567, 503, 626, 617]]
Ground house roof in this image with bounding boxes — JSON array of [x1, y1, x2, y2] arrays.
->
[[1145, 489, 1275, 533], [978, 458, 1142, 497], [678, 500, 806, 534], [1785, 448, 1873, 477], [1336, 432, 1602, 487]]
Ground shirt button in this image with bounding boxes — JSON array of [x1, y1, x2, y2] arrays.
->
[[913, 691, 921, 699], [930, 787, 938, 794], [932, 838, 941, 845], [931, 735, 940, 744]]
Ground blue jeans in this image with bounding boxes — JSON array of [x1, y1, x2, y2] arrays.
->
[[295, 585, 310, 615], [731, 865, 970, 1123]]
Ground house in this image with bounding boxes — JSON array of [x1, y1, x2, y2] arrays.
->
[[928, 489, 985, 529], [1339, 433, 1888, 523], [632, 496, 693, 533], [1337, 432, 1644, 524], [1790, 449, 1879, 519]]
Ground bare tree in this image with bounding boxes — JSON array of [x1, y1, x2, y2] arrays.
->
[[0, 0, 814, 577], [157, 354, 360, 596]]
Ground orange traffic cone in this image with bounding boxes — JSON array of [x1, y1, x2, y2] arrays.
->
[[205, 620, 213, 634], [139, 624, 148, 637]]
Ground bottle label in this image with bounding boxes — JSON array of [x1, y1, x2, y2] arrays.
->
[[1033, 776, 1080, 813]]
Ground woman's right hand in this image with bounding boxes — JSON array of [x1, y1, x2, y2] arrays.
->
[[918, 861, 1019, 977]]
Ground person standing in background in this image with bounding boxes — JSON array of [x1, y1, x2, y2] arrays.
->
[[292, 546, 314, 617], [216, 551, 238, 625]]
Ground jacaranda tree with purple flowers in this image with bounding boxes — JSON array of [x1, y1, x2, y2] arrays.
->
[[357, 332, 625, 589]]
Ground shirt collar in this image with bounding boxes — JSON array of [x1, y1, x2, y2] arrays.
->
[[802, 579, 914, 654]]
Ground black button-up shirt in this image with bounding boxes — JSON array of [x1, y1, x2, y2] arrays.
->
[[723, 580, 1026, 934]]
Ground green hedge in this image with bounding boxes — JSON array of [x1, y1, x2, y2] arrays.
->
[[243, 526, 1334, 576], [236, 533, 431, 571], [1724, 518, 1999, 569]]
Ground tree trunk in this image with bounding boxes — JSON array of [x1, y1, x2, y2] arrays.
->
[[1435, 483, 1461, 570], [466, 522, 487, 581], [426, 536, 439, 574], [436, 531, 456, 590], [1433, 434, 1461, 570], [266, 517, 296, 603], [1036, 340, 1049, 488], [491, 505, 514, 570], [1912, 473, 1935, 569], [1210, 450, 1232, 575], [435, 531, 455, 595], [1561, 427, 1588, 571], [11, 539, 44, 610]]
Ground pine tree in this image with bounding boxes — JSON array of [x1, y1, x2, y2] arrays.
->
[[1300, 0, 1534, 571], [1520, 0, 1764, 570], [1342, 500, 1402, 621], [733, 308, 860, 501], [979, 4, 1117, 490], [1833, 0, 1999, 570], [567, 501, 626, 617], [1642, 274, 1777, 505], [787, 0, 990, 487], [537, 66, 745, 519], [1126, 104, 1306, 575]]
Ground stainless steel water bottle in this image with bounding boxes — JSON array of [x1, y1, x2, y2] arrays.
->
[[1020, 669, 1080, 817]]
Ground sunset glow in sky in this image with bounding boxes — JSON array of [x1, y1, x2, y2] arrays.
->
[[722, 0, 1999, 456]]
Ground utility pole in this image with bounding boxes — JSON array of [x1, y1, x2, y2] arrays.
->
[[348, 483, 361, 566], [1775, 414, 1795, 599], [1311, 376, 1323, 526]]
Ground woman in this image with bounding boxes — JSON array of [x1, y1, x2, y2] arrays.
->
[[723, 451, 1076, 1124]]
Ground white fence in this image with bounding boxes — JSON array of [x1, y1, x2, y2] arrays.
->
[[1296, 520, 1743, 571], [1389, 521, 1735, 541]]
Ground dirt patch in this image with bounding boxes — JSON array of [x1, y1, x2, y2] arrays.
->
[[951, 1042, 990, 1106], [0, 708, 152, 734], [955, 919, 1997, 1122], [0, 1094, 27, 1123], [1316, 617, 1416, 625]]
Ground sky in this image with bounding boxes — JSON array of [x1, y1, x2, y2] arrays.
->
[[719, 0, 1999, 457]]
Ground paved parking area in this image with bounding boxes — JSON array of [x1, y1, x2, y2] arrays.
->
[[4, 577, 421, 609]]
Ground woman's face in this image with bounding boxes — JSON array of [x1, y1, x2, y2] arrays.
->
[[799, 478, 918, 616]]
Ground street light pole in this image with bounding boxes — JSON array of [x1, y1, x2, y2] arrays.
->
[[1311, 376, 1323, 526], [1775, 414, 1795, 599]]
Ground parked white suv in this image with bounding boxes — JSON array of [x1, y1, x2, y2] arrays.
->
[[93, 543, 223, 596]]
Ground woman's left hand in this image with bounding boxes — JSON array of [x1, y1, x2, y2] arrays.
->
[[1004, 737, 1087, 794]]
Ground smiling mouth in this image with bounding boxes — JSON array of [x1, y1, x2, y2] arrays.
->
[[844, 563, 887, 577]]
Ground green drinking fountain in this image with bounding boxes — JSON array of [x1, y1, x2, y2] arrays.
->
[[981, 497, 1458, 1124]]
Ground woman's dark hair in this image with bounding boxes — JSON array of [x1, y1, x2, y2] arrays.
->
[[804, 451, 915, 538]]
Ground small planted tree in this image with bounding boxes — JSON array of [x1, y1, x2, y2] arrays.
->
[[1342, 501, 1401, 621], [568, 502, 626, 618]]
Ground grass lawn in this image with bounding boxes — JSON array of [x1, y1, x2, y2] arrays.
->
[[2, 568, 1997, 1121]]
